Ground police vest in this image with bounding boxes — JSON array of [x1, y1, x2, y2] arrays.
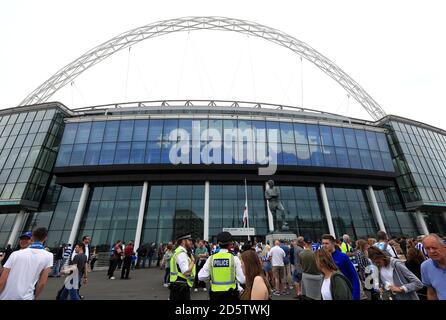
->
[[169, 247, 196, 287], [209, 251, 237, 292]]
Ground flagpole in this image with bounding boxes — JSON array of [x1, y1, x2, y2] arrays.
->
[[245, 179, 250, 241]]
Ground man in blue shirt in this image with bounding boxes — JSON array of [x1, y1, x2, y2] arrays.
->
[[321, 234, 360, 300], [280, 240, 291, 293], [421, 234, 446, 300]]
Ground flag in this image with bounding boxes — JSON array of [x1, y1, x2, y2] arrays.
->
[[243, 199, 248, 227], [242, 179, 249, 228]]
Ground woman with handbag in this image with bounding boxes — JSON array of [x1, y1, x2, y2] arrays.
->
[[368, 246, 424, 300]]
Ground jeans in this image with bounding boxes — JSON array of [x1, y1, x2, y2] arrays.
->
[[108, 259, 118, 278], [50, 259, 63, 276], [57, 278, 80, 300], [164, 267, 170, 284], [121, 256, 132, 279]]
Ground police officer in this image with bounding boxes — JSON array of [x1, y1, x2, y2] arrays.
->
[[198, 232, 245, 300], [169, 234, 196, 300]]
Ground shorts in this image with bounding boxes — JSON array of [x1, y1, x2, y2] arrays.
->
[[263, 261, 272, 272], [292, 269, 302, 283], [272, 266, 285, 280]]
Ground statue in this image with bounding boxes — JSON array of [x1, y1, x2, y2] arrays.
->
[[264, 180, 289, 232]]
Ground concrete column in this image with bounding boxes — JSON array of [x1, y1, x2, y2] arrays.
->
[[415, 210, 429, 235], [265, 182, 274, 232], [134, 181, 149, 251], [320, 183, 336, 238], [67, 183, 90, 247], [204, 181, 210, 241], [367, 186, 387, 233], [7, 210, 27, 247]]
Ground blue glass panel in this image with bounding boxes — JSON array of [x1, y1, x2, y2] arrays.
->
[[133, 120, 149, 141], [56, 145, 73, 166], [115, 142, 131, 164], [293, 123, 308, 144], [129, 142, 146, 164], [162, 119, 178, 142], [238, 120, 253, 142], [281, 143, 298, 165], [320, 125, 334, 146], [89, 121, 105, 143], [160, 141, 173, 163], [118, 120, 134, 142], [75, 122, 91, 144], [296, 144, 311, 166], [84, 143, 101, 165], [61, 123, 77, 145], [359, 149, 373, 170], [376, 133, 389, 152], [70, 144, 87, 166], [307, 125, 321, 145], [178, 119, 193, 141], [274, 143, 284, 165], [252, 120, 266, 142], [355, 129, 368, 149], [146, 141, 161, 163], [99, 143, 116, 165], [322, 146, 337, 167], [266, 121, 281, 144], [103, 121, 119, 142], [332, 127, 346, 147], [370, 151, 384, 170], [381, 152, 394, 171], [347, 148, 361, 169], [309, 145, 324, 166], [366, 131, 379, 150], [343, 128, 357, 148], [279, 122, 294, 144], [335, 147, 350, 168], [148, 120, 163, 141]]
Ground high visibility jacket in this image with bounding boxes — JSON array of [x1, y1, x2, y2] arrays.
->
[[209, 251, 237, 292], [341, 242, 354, 261], [170, 247, 195, 287]]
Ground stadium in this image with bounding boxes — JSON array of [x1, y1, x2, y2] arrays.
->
[[1, 17, 445, 255]]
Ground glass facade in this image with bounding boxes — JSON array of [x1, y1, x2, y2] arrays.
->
[[142, 184, 204, 246], [326, 187, 379, 239], [0, 108, 65, 203], [56, 119, 394, 172], [209, 183, 267, 239], [386, 120, 446, 205], [276, 185, 328, 241], [0, 213, 17, 248]]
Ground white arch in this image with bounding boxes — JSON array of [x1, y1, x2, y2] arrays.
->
[[20, 16, 386, 120]]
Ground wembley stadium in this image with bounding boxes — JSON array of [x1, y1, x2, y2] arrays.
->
[[0, 17, 445, 255]]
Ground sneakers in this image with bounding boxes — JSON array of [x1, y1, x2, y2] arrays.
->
[[194, 288, 199, 292], [163, 283, 169, 288], [110, 277, 115, 280], [273, 292, 281, 296], [203, 288, 207, 292]]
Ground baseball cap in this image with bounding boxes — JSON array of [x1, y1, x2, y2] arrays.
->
[[303, 237, 312, 244], [19, 231, 32, 239]]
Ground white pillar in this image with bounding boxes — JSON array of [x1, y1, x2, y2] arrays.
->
[[367, 186, 387, 233], [203, 181, 210, 241], [7, 210, 26, 247], [415, 210, 429, 235], [134, 181, 149, 251], [265, 182, 274, 232], [320, 183, 336, 238], [67, 183, 90, 247]]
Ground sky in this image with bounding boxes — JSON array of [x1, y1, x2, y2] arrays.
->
[[1, 0, 445, 128]]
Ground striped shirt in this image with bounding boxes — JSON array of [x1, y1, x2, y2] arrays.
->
[[416, 242, 428, 258], [63, 247, 72, 259]]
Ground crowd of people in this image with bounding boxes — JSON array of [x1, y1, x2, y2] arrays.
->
[[0, 226, 445, 301]]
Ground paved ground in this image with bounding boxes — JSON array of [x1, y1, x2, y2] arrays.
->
[[40, 267, 296, 300]]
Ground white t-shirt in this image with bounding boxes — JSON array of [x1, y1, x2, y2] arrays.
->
[[380, 264, 394, 289], [268, 245, 285, 267], [321, 278, 333, 300], [0, 248, 53, 300]]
